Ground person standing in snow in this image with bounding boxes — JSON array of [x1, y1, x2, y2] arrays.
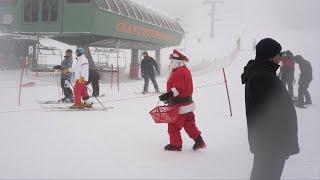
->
[[279, 50, 295, 99], [158, 49, 206, 151], [241, 38, 299, 180], [53, 49, 74, 103], [140, 51, 160, 94], [87, 67, 100, 97], [294, 55, 313, 107], [70, 47, 92, 109]]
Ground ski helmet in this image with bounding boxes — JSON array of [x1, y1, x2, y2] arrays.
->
[[75, 47, 85, 57]]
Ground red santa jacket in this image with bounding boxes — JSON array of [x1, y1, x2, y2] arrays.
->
[[167, 66, 195, 114]]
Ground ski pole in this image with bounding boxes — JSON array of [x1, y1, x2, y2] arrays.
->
[[87, 87, 107, 110]]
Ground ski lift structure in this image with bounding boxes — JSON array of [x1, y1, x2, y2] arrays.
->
[[28, 43, 62, 72], [1, 0, 184, 79], [91, 47, 127, 72]]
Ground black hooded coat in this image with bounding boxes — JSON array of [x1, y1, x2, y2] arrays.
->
[[241, 59, 299, 156]]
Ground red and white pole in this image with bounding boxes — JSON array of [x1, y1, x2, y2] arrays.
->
[[222, 68, 232, 117]]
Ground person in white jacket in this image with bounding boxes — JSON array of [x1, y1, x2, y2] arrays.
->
[[70, 47, 92, 109]]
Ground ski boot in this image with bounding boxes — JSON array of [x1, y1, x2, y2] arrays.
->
[[142, 91, 148, 94], [164, 144, 182, 151], [58, 97, 67, 103], [305, 101, 312, 105], [64, 97, 74, 103], [70, 103, 84, 109], [83, 100, 93, 108], [193, 135, 207, 150]]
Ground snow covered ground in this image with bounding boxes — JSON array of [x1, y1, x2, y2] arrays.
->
[[0, 32, 319, 179]]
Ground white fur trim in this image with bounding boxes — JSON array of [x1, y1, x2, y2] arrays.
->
[[169, 60, 186, 71], [171, 87, 179, 97], [169, 58, 184, 63], [179, 103, 196, 114], [172, 53, 179, 58]]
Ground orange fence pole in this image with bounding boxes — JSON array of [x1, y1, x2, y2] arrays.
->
[[222, 68, 232, 117], [110, 64, 113, 89], [18, 58, 26, 106], [117, 65, 120, 92]]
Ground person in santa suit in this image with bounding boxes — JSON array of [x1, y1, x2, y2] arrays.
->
[[69, 47, 92, 109], [159, 49, 206, 151]]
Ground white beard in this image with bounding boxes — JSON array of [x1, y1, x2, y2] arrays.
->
[[169, 59, 185, 71], [167, 59, 186, 80]]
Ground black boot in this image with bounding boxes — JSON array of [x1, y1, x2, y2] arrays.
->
[[164, 144, 182, 151], [193, 135, 207, 150], [295, 101, 306, 108]]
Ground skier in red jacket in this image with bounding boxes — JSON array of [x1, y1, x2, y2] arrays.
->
[[279, 50, 295, 99], [159, 49, 206, 151]]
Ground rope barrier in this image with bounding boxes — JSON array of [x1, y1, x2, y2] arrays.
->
[[0, 82, 56, 89], [0, 81, 225, 114]]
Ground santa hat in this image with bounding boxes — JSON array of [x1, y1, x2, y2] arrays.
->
[[169, 49, 189, 62]]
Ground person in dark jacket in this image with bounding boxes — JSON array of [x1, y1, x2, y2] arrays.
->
[[241, 38, 299, 180], [53, 49, 74, 102], [294, 55, 313, 107], [140, 51, 160, 94], [279, 50, 295, 99], [87, 67, 100, 97]]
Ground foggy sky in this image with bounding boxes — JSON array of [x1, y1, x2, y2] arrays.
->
[[139, 0, 320, 34]]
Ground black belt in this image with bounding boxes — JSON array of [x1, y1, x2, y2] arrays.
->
[[170, 96, 193, 104]]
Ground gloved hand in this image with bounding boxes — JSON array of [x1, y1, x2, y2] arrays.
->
[[78, 77, 85, 84], [159, 91, 174, 102], [53, 65, 62, 70], [63, 68, 70, 74], [163, 100, 169, 104]]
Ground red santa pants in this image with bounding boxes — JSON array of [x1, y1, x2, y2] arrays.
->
[[73, 80, 89, 106], [168, 112, 201, 147]]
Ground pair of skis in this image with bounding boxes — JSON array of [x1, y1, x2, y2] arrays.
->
[[37, 93, 111, 111], [41, 105, 113, 112]]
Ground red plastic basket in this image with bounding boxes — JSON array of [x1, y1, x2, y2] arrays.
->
[[149, 105, 179, 123]]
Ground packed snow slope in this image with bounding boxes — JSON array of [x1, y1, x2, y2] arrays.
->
[[0, 33, 319, 179]]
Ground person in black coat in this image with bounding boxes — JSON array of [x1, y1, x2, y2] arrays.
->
[[87, 67, 100, 97], [53, 49, 74, 102], [140, 51, 159, 94], [294, 55, 313, 107], [241, 38, 300, 180]]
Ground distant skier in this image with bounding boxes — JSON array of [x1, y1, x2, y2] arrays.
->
[[279, 50, 295, 99], [87, 67, 100, 97], [53, 49, 74, 103], [70, 47, 92, 109], [140, 51, 160, 94], [159, 49, 206, 151], [294, 55, 313, 107]]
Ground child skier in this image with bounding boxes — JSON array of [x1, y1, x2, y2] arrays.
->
[[159, 49, 206, 151], [70, 47, 92, 109]]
